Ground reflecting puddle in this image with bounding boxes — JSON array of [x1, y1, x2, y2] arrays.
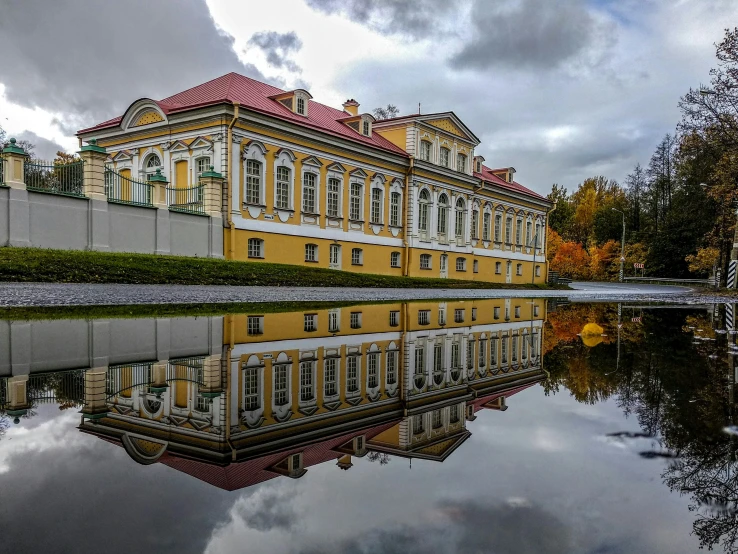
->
[[2, 299, 738, 552]]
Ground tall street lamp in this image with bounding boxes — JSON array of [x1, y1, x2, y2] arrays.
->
[[611, 208, 625, 282]]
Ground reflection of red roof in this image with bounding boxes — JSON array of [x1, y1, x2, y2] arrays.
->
[[471, 382, 536, 413], [157, 420, 397, 491], [475, 164, 546, 201], [78, 73, 408, 157]]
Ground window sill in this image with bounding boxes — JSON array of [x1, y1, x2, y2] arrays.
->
[[247, 255, 265, 260], [390, 265, 401, 269], [243, 202, 266, 208], [352, 263, 363, 266], [305, 259, 319, 263], [274, 207, 295, 212], [302, 211, 321, 217], [457, 269, 466, 272], [348, 219, 365, 224], [420, 267, 432, 271]]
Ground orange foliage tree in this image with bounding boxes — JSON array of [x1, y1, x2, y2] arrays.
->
[[550, 241, 592, 279]]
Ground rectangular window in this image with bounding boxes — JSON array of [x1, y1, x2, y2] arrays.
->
[[483, 213, 491, 241], [440, 148, 449, 167], [457, 153, 466, 172], [522, 335, 528, 361], [420, 141, 431, 161], [455, 208, 464, 238], [471, 210, 479, 239], [196, 157, 211, 177], [247, 238, 263, 259], [389, 310, 400, 327], [534, 305, 540, 317], [368, 353, 379, 388], [350, 183, 362, 220], [347, 356, 359, 393], [420, 254, 431, 269], [473, 260, 479, 273], [300, 361, 314, 402], [327, 178, 340, 217], [390, 192, 401, 226], [472, 307, 477, 321], [297, 97, 306, 115], [505, 216, 513, 244], [454, 309, 464, 323], [418, 310, 430, 325], [502, 337, 508, 364], [247, 315, 263, 335], [328, 310, 340, 333], [433, 409, 442, 428], [451, 342, 461, 369], [456, 258, 466, 271], [387, 351, 398, 385], [350, 312, 362, 329], [516, 263, 522, 276], [324, 358, 338, 397], [244, 367, 260, 411], [438, 307, 446, 325], [305, 244, 318, 262], [363, 120, 370, 136], [302, 172, 317, 213], [371, 188, 382, 224], [526, 221, 532, 246], [329, 244, 340, 268], [467, 340, 475, 369], [516, 219, 522, 245], [512, 335, 518, 362], [494, 213, 502, 242], [413, 414, 424, 434], [478, 339, 487, 368], [304, 314, 317, 332], [246, 160, 261, 205], [390, 251, 401, 268], [274, 364, 289, 406], [495, 262, 501, 274], [535, 266, 541, 278], [351, 248, 363, 265], [515, 306, 521, 317], [490, 337, 497, 366], [450, 404, 460, 423], [494, 307, 500, 319], [276, 166, 290, 209]]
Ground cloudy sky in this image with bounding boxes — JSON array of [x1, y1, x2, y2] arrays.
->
[[0, 0, 735, 195]]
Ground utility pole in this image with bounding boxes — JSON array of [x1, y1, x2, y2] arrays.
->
[[612, 208, 625, 282]]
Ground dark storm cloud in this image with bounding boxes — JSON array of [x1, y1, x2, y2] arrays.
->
[[304, 0, 458, 38], [298, 500, 573, 554], [0, 0, 270, 130], [452, 0, 603, 70], [233, 487, 298, 532], [14, 131, 66, 161], [248, 31, 303, 73]]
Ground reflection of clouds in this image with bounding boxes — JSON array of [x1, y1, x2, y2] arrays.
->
[[0, 409, 82, 473], [232, 484, 300, 532]]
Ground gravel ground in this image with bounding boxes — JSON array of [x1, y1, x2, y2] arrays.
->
[[0, 281, 711, 307]]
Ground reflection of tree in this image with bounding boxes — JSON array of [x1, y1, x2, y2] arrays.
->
[[0, 414, 9, 441], [545, 304, 738, 551], [367, 452, 390, 465]]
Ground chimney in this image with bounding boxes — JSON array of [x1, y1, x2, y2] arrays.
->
[[342, 99, 360, 116]]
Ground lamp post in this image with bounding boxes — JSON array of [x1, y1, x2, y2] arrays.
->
[[611, 208, 625, 282]]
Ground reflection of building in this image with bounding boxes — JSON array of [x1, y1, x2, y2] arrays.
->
[[1, 300, 546, 491]]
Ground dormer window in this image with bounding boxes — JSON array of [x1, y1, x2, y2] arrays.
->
[[271, 89, 312, 117], [297, 96, 306, 115], [476, 160, 481, 172]]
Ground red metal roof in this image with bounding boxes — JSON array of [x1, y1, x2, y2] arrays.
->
[[78, 72, 408, 157], [474, 164, 546, 201]]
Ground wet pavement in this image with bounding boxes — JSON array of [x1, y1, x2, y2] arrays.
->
[[0, 281, 697, 307]]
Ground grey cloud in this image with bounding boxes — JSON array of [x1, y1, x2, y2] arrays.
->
[[299, 500, 573, 554], [452, 0, 605, 70], [248, 31, 303, 73], [0, 0, 270, 130], [304, 0, 459, 38], [14, 131, 67, 160], [232, 487, 298, 532]]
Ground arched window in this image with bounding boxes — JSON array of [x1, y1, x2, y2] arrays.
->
[[245, 159, 261, 205], [420, 141, 432, 161], [144, 154, 161, 180], [437, 193, 449, 237], [418, 189, 430, 235], [455, 197, 465, 238], [440, 147, 450, 167], [456, 153, 466, 172]]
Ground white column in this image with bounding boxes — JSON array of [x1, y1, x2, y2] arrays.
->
[[231, 136, 241, 219]]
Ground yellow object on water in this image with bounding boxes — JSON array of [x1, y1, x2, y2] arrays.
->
[[580, 323, 605, 347]]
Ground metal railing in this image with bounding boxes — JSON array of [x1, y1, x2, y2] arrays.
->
[[24, 159, 85, 197], [167, 184, 205, 215], [104, 166, 154, 207]]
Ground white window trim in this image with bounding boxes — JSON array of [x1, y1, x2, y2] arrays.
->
[[349, 177, 365, 222], [274, 149, 296, 211], [326, 170, 344, 219], [370, 177, 385, 225], [301, 165, 321, 215], [243, 142, 267, 208]]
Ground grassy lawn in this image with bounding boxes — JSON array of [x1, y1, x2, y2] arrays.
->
[[0, 247, 561, 290]]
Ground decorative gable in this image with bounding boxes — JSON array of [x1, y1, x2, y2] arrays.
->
[[428, 118, 465, 138], [302, 155, 323, 167], [169, 140, 189, 152], [189, 136, 213, 151]]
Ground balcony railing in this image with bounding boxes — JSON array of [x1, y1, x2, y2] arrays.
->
[[167, 184, 205, 215], [25, 159, 84, 197], [105, 166, 154, 207]]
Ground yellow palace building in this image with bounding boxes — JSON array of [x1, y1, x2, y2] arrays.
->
[[78, 72, 553, 283]]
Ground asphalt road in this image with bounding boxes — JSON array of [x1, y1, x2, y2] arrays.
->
[[0, 281, 701, 307]]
